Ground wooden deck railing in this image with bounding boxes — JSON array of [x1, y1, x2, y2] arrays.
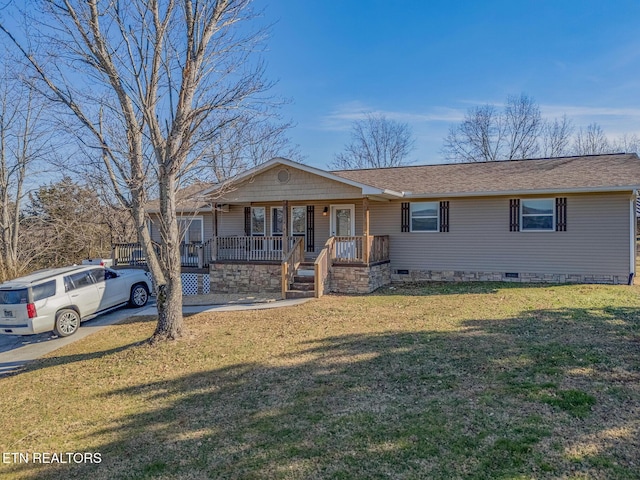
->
[[313, 235, 389, 298], [113, 241, 207, 268], [213, 236, 297, 262], [331, 235, 390, 264], [281, 237, 304, 298], [314, 237, 335, 298]]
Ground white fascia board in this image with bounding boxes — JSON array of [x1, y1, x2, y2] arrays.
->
[[402, 185, 640, 199]]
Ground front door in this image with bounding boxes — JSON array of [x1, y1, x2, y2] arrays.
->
[[330, 204, 356, 259]]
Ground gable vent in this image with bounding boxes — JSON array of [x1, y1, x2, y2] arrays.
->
[[277, 169, 290, 184]]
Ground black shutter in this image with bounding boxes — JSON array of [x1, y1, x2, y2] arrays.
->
[[306, 205, 315, 252], [510, 199, 520, 232], [244, 207, 251, 236], [556, 197, 567, 231], [401, 202, 410, 232], [439, 201, 450, 232]]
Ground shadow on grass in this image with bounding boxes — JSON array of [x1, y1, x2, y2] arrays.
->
[[7, 305, 640, 480]]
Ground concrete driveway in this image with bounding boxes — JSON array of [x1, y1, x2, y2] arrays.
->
[[0, 297, 310, 376]]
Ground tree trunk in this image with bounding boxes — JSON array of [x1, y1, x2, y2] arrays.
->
[[150, 169, 184, 341], [151, 277, 183, 343]]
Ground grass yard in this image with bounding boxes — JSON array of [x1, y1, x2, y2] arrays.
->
[[1, 282, 640, 479]]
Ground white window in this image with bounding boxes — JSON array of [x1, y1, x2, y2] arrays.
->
[[178, 217, 203, 243], [410, 202, 439, 232], [291, 206, 306, 235], [521, 199, 554, 231], [271, 207, 283, 235], [251, 207, 265, 236]]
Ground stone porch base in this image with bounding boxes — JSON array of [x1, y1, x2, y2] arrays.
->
[[209, 262, 282, 294], [329, 261, 392, 294]]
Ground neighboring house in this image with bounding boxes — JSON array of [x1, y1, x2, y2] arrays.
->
[[113, 153, 640, 297]]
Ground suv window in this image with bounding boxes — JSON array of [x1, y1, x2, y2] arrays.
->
[[0, 289, 28, 304], [32, 280, 56, 301], [64, 271, 95, 292], [90, 268, 105, 283]]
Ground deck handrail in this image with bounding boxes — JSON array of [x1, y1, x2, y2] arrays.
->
[[214, 235, 296, 262], [331, 235, 390, 263], [281, 237, 304, 297], [314, 237, 335, 298]]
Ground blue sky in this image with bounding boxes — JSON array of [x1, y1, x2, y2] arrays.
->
[[255, 0, 640, 168]]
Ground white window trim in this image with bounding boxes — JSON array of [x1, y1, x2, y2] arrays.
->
[[410, 201, 440, 233], [520, 198, 555, 232], [271, 206, 283, 236], [177, 215, 204, 243], [251, 207, 266, 236]]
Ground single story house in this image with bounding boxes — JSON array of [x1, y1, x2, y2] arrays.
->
[[113, 153, 640, 297]]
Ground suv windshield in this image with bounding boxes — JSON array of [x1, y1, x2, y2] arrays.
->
[[0, 289, 28, 304]]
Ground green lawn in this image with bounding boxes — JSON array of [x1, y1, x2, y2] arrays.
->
[[1, 282, 640, 479]]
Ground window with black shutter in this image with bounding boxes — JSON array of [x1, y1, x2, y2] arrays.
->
[[439, 201, 449, 232], [556, 197, 567, 231], [510, 199, 520, 231], [244, 207, 251, 236], [401, 202, 410, 232], [306, 205, 315, 252]]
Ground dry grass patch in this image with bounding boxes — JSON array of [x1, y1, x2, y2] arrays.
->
[[1, 282, 639, 479]]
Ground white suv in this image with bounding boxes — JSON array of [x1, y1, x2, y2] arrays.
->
[[0, 266, 152, 337]]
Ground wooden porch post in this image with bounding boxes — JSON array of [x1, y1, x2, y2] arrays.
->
[[283, 200, 289, 253], [363, 197, 370, 263]]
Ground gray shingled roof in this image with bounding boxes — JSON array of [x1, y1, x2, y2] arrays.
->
[[332, 153, 640, 196]]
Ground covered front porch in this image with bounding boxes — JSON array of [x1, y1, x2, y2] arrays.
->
[[112, 232, 390, 298]]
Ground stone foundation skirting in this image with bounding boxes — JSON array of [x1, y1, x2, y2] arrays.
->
[[390, 269, 627, 285], [210, 262, 282, 294], [329, 261, 392, 294]]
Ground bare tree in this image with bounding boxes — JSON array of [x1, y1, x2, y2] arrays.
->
[[330, 113, 415, 170], [1, 0, 274, 342], [541, 115, 574, 158], [442, 104, 504, 163], [504, 93, 542, 159], [573, 123, 611, 155], [0, 61, 52, 281], [611, 133, 640, 154], [205, 113, 302, 182], [443, 93, 543, 162]]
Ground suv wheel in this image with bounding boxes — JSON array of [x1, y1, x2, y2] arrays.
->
[[130, 284, 149, 308], [54, 309, 80, 337]]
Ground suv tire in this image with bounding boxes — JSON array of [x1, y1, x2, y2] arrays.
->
[[129, 284, 149, 308], [54, 309, 80, 337]]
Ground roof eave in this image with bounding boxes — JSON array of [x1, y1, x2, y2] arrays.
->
[[403, 185, 640, 199]]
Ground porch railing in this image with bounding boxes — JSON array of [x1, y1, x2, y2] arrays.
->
[[112, 241, 207, 268], [332, 235, 390, 264], [281, 237, 304, 298], [313, 235, 389, 298], [314, 237, 335, 298], [212, 236, 296, 262]]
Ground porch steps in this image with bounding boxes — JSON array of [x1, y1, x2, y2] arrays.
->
[[285, 262, 316, 299]]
